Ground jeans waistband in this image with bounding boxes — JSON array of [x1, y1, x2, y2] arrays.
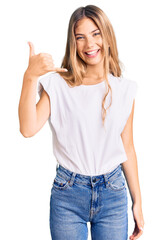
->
[[56, 164, 122, 188]]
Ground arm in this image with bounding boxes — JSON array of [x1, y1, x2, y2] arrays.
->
[[121, 100, 144, 240], [18, 71, 50, 137], [121, 100, 141, 205], [18, 41, 68, 138]]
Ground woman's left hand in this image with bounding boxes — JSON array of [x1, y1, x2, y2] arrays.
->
[[129, 203, 145, 240]]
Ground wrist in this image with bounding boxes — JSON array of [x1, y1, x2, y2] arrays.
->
[[24, 69, 38, 82]]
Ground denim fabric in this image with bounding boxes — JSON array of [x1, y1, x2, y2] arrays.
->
[[50, 164, 128, 240]]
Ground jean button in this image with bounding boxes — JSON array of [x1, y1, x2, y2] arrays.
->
[[92, 178, 96, 183]]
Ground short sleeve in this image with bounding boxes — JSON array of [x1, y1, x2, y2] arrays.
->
[[119, 79, 138, 134], [37, 73, 56, 119], [37, 73, 54, 98]]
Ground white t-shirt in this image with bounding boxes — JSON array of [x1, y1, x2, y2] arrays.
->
[[37, 72, 138, 176]]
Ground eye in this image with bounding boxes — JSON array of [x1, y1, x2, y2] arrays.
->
[[93, 32, 101, 36], [76, 36, 84, 40]]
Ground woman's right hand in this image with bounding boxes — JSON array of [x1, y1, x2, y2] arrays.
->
[[25, 41, 68, 79]]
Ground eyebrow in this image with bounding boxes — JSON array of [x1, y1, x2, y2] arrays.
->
[[75, 29, 100, 36]]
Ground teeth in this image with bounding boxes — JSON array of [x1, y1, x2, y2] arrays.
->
[[86, 50, 98, 55]]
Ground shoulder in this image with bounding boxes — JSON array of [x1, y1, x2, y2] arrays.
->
[[119, 75, 137, 90], [115, 76, 138, 133], [37, 72, 64, 97], [40, 72, 62, 81], [109, 73, 137, 86], [38, 72, 65, 88], [109, 74, 138, 94]]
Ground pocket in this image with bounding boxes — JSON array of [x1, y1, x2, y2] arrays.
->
[[109, 171, 126, 191], [52, 174, 70, 190]]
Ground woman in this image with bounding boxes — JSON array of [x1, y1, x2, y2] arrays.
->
[[18, 5, 144, 240]]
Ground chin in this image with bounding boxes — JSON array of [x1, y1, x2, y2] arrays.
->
[[86, 62, 101, 66], [85, 58, 104, 66]]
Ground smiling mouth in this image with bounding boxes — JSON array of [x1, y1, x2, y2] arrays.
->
[[84, 49, 100, 57]]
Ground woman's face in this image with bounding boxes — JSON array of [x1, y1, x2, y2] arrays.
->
[[74, 17, 103, 66]]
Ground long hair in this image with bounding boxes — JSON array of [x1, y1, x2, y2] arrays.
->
[[59, 5, 123, 127]]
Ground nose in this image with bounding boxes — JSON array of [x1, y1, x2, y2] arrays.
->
[[86, 36, 95, 48]]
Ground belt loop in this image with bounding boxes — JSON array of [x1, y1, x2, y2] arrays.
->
[[103, 174, 110, 188], [68, 172, 76, 187]]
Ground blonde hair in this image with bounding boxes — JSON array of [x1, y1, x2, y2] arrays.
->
[[59, 5, 123, 127]]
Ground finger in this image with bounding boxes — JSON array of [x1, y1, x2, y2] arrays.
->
[[38, 53, 52, 58], [136, 218, 144, 237], [129, 224, 138, 239], [43, 53, 53, 58], [28, 41, 35, 57], [130, 227, 144, 240], [129, 235, 134, 240], [129, 234, 136, 240], [43, 57, 54, 64], [140, 227, 144, 231], [53, 67, 68, 73], [134, 230, 143, 240]]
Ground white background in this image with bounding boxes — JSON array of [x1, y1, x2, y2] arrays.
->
[[0, 0, 161, 239]]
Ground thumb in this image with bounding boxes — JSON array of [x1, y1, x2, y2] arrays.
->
[[28, 41, 35, 57]]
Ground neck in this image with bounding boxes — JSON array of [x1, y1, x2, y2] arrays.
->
[[84, 60, 106, 80]]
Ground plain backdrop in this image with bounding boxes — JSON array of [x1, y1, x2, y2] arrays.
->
[[0, 0, 161, 239]]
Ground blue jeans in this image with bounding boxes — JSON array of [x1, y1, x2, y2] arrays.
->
[[50, 164, 128, 240]]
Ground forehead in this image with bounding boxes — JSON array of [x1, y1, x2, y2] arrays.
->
[[75, 17, 98, 33]]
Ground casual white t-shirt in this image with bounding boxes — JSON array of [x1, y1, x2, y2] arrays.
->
[[37, 72, 138, 176]]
